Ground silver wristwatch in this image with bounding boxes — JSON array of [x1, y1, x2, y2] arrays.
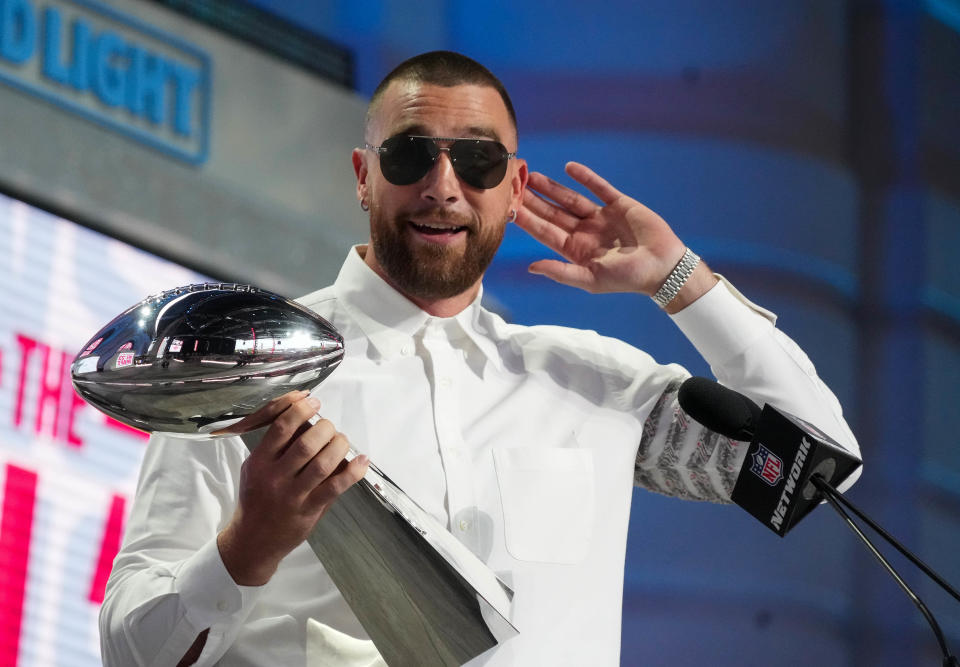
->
[[651, 248, 701, 308]]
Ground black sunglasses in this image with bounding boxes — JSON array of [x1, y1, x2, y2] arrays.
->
[[365, 135, 517, 189]]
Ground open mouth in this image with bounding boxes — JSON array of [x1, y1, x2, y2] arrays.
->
[[408, 221, 468, 236]]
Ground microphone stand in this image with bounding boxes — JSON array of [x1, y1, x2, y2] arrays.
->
[[809, 475, 959, 667]]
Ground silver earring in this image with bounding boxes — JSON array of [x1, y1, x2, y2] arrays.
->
[[507, 209, 517, 223], [360, 199, 370, 212]]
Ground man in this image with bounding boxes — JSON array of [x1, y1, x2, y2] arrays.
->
[[100, 51, 859, 666]]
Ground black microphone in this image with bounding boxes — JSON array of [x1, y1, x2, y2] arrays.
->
[[680, 379, 960, 665], [678, 377, 862, 537]]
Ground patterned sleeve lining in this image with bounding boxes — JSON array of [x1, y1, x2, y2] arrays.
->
[[635, 380, 746, 504]]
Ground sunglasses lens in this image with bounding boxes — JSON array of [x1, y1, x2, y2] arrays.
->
[[450, 140, 509, 189], [376, 136, 511, 189], [378, 136, 437, 185]]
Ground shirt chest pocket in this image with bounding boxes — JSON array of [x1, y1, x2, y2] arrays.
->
[[492, 446, 595, 565]]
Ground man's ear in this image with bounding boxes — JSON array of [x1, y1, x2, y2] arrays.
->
[[510, 158, 529, 214], [352, 148, 368, 205]]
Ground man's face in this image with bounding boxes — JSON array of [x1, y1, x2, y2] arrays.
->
[[353, 81, 527, 303]]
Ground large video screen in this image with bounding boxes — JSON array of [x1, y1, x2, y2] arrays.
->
[[0, 192, 210, 666]]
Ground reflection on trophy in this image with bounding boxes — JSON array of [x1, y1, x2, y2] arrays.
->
[[72, 283, 516, 666]]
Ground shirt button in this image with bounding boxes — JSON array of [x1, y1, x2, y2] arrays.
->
[[439, 377, 452, 388], [400, 344, 412, 356], [458, 520, 471, 531], [216, 600, 229, 612]]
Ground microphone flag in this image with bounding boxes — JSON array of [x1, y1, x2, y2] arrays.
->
[[731, 405, 861, 537]]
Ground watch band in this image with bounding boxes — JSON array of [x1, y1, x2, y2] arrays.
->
[[651, 247, 700, 308]]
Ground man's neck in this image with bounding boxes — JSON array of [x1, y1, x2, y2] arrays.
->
[[408, 288, 480, 318], [358, 245, 480, 318]]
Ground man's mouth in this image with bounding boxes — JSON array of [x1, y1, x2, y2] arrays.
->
[[408, 220, 469, 237]]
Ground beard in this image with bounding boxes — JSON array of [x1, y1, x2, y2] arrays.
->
[[368, 204, 505, 301]]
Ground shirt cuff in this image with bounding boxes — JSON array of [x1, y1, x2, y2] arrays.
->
[[173, 537, 264, 630], [668, 275, 777, 368]]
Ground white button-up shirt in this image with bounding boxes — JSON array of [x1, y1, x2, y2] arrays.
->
[[100, 247, 859, 666]]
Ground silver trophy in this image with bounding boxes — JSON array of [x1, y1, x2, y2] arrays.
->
[[72, 283, 516, 666]]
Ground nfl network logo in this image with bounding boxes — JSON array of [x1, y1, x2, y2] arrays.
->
[[749, 444, 783, 486]]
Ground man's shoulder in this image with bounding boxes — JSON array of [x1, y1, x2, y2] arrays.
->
[[295, 284, 337, 315], [481, 308, 647, 365], [494, 318, 600, 349], [480, 309, 681, 405]]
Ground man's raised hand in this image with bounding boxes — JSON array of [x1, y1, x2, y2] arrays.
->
[[516, 161, 716, 310]]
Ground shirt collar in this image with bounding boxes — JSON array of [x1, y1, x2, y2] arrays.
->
[[333, 246, 504, 370]]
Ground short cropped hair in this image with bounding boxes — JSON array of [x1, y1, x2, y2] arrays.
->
[[366, 50, 517, 136]]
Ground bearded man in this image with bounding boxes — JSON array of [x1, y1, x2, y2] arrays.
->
[[100, 51, 859, 666]]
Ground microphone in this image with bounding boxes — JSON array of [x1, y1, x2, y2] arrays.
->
[[678, 377, 862, 537], [680, 379, 960, 665]]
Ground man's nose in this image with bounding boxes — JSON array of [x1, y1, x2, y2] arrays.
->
[[419, 150, 461, 204]]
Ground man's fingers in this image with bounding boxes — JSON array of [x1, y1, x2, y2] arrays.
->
[[528, 259, 596, 291], [290, 431, 350, 494], [516, 200, 570, 256], [305, 454, 369, 515], [212, 390, 309, 435], [277, 417, 338, 475], [257, 396, 323, 458], [526, 171, 600, 219], [521, 186, 581, 232], [564, 161, 623, 205]]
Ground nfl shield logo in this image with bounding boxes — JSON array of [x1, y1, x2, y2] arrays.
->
[[749, 444, 783, 486]]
